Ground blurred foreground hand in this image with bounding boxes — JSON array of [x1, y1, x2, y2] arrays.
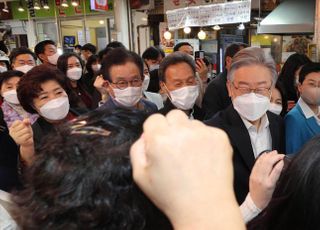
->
[[130, 110, 245, 230]]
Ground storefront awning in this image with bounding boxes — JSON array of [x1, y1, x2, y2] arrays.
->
[[257, 0, 315, 34]]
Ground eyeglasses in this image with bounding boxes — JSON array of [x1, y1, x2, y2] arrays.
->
[[111, 79, 142, 90], [232, 83, 271, 96]]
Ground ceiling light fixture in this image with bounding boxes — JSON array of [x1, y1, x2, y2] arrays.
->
[[71, 0, 78, 7], [34, 1, 41, 10], [238, 23, 245, 30], [197, 29, 206, 40], [213, 25, 221, 31], [18, 1, 24, 12], [2, 1, 9, 13], [43, 3, 50, 9], [183, 26, 191, 34], [164, 29, 172, 40], [61, 0, 69, 7]]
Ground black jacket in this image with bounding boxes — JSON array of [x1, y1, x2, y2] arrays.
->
[[202, 70, 232, 120], [159, 99, 205, 121], [0, 108, 20, 192], [205, 105, 285, 204]]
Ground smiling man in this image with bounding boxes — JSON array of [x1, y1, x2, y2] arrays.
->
[[205, 47, 285, 204], [98, 48, 157, 114]]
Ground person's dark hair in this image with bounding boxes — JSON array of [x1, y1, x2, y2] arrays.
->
[[159, 52, 196, 82], [298, 62, 320, 84], [142, 46, 160, 61], [74, 44, 82, 50], [155, 46, 165, 59], [101, 48, 143, 81], [86, 54, 99, 74], [9, 47, 37, 64], [173, 42, 193, 52], [98, 47, 113, 62], [57, 52, 84, 75], [275, 80, 288, 117], [12, 109, 172, 230], [248, 135, 320, 230], [34, 40, 56, 61], [278, 53, 311, 102], [81, 43, 97, 54], [17, 65, 67, 114], [106, 41, 126, 49], [0, 70, 24, 89], [224, 43, 248, 61]]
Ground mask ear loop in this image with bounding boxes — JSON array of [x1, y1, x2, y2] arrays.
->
[[162, 83, 173, 103]]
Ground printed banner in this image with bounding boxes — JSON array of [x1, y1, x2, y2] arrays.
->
[[166, 1, 251, 30], [90, 0, 108, 11]]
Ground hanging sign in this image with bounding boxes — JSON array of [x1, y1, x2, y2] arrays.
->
[[166, 1, 251, 30], [164, 0, 226, 12], [90, 0, 109, 11]]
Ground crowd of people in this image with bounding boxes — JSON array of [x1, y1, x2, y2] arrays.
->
[[0, 39, 320, 229]]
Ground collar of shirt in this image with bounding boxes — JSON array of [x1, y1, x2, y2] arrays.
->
[[240, 114, 270, 133], [0, 190, 11, 203], [298, 97, 320, 119]]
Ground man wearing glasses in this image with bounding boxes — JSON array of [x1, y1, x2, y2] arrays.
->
[[98, 48, 157, 114], [205, 47, 285, 206]]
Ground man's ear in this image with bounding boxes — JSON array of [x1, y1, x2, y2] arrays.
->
[[226, 80, 233, 98], [38, 53, 46, 62], [297, 82, 303, 94], [104, 80, 114, 97], [225, 56, 232, 70]]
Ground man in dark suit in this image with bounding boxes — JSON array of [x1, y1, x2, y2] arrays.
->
[[205, 47, 285, 205], [158, 52, 204, 120], [202, 43, 248, 120]]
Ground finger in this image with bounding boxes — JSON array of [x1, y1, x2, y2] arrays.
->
[[257, 152, 284, 174], [18, 133, 33, 143], [269, 159, 284, 185], [15, 128, 31, 138], [23, 118, 31, 126], [143, 113, 168, 137], [166, 110, 189, 127]]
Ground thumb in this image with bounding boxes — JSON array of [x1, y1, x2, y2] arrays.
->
[[130, 135, 148, 182], [23, 118, 31, 126]]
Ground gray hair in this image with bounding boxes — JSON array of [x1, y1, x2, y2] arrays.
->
[[227, 47, 277, 85]]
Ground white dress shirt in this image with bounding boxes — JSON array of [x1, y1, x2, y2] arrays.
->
[[240, 193, 262, 223], [240, 114, 272, 158], [0, 190, 17, 230], [298, 98, 320, 125]]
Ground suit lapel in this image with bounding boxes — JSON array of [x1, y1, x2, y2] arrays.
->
[[226, 106, 255, 170], [267, 112, 279, 150]]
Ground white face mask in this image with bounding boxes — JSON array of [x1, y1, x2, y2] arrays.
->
[[167, 85, 199, 110], [47, 52, 60, 65], [2, 90, 19, 104], [113, 87, 142, 108], [0, 66, 7, 73], [92, 64, 101, 72], [15, 65, 34, 73], [268, 103, 282, 115], [67, 67, 82, 81], [149, 64, 159, 72], [142, 74, 150, 91], [233, 92, 270, 121], [301, 87, 320, 106], [39, 96, 70, 121]]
